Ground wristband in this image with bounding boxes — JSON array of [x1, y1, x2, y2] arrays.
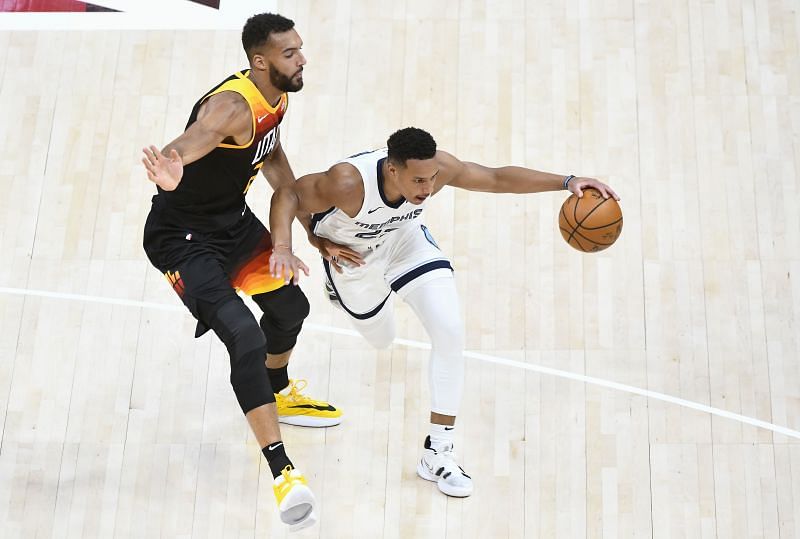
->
[[563, 175, 576, 189]]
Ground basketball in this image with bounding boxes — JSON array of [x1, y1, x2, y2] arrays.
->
[[558, 188, 623, 252]]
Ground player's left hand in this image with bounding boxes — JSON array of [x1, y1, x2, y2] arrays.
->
[[269, 245, 310, 285], [568, 177, 620, 201], [309, 235, 365, 273]]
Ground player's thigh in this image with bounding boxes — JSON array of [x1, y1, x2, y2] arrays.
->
[[226, 214, 288, 296], [143, 213, 238, 324], [346, 294, 397, 349], [385, 224, 454, 299], [325, 257, 393, 319]]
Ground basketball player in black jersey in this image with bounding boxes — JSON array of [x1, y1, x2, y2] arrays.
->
[[140, 13, 341, 531]]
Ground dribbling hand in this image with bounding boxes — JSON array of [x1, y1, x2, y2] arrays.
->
[[567, 177, 620, 201], [142, 145, 184, 191], [269, 246, 310, 285]]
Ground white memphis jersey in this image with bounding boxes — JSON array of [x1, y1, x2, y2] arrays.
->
[[311, 148, 426, 252]]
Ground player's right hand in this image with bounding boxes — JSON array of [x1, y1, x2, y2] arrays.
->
[[568, 177, 620, 201], [269, 246, 310, 285], [142, 145, 184, 191]]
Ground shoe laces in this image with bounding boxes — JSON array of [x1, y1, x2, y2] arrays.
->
[[285, 379, 328, 407], [430, 444, 466, 475], [438, 445, 458, 464], [280, 464, 294, 480], [275, 465, 306, 494]]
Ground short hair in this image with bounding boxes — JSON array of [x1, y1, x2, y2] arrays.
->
[[242, 13, 295, 59], [386, 127, 437, 166]]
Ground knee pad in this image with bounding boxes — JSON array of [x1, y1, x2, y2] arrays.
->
[[211, 299, 275, 413], [252, 285, 310, 355]]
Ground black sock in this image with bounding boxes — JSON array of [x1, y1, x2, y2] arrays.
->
[[268, 365, 290, 394], [263, 441, 293, 479]]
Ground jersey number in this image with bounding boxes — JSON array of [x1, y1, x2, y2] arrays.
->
[[354, 228, 398, 239]]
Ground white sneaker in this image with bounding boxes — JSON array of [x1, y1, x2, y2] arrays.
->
[[272, 466, 318, 531], [416, 436, 473, 497]]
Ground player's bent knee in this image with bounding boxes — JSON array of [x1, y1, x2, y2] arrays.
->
[[212, 299, 266, 353], [355, 319, 395, 349], [362, 331, 395, 350], [253, 284, 310, 323], [211, 299, 275, 413], [253, 285, 310, 354]]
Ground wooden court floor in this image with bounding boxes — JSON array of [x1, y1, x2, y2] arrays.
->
[[1, 0, 799, 537]]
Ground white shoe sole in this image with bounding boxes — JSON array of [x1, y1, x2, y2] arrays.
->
[[279, 484, 317, 530], [289, 509, 317, 532], [416, 461, 473, 497], [278, 415, 342, 427]]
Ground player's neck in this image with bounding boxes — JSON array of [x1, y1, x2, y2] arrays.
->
[[247, 70, 283, 108]]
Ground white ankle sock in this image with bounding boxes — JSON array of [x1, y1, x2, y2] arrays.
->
[[429, 423, 455, 449]]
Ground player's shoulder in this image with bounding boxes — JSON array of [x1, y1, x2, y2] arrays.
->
[[203, 90, 250, 113], [194, 91, 251, 137], [434, 149, 465, 183], [434, 149, 460, 165], [326, 162, 364, 193]]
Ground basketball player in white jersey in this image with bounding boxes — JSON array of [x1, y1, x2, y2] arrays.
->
[[268, 127, 619, 497]]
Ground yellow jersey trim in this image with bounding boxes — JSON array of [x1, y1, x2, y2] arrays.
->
[[200, 71, 287, 150]]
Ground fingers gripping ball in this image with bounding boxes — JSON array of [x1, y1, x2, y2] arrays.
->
[[558, 188, 623, 252]]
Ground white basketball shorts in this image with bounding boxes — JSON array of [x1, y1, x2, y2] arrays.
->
[[322, 224, 453, 320]]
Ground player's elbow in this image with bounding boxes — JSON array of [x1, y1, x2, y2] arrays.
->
[[271, 185, 298, 207]]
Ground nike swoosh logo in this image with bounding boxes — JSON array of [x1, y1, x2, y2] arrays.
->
[[288, 404, 337, 412], [257, 114, 268, 123], [367, 207, 382, 214], [444, 426, 454, 431], [267, 442, 283, 451]]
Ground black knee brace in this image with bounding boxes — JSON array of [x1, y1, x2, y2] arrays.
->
[[210, 299, 275, 414], [252, 285, 310, 355]]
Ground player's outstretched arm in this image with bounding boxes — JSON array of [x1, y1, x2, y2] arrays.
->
[[438, 150, 620, 200], [141, 92, 251, 191]]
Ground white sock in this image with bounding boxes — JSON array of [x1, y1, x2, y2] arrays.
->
[[429, 423, 455, 450]]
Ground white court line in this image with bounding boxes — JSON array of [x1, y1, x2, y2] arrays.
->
[[3, 286, 799, 440]]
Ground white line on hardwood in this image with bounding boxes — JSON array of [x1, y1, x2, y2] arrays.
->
[[2, 285, 798, 440]]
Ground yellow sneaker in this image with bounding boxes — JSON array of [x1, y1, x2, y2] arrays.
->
[[272, 465, 317, 530], [276, 379, 343, 427]]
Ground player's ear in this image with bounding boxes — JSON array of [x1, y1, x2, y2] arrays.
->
[[250, 53, 267, 71]]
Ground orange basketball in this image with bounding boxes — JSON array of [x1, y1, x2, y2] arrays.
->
[[558, 188, 623, 252]]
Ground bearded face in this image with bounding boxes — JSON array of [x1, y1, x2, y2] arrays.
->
[[269, 61, 303, 92]]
